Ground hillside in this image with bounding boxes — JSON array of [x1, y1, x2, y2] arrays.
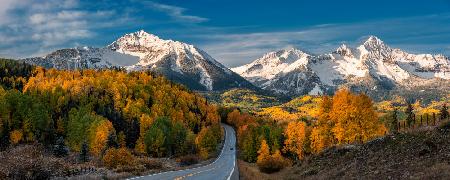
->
[[256, 95, 321, 122], [285, 126, 450, 179], [238, 125, 450, 180], [200, 88, 283, 112], [0, 58, 224, 179]]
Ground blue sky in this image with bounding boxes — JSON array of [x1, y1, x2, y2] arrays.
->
[[1, 0, 450, 67]]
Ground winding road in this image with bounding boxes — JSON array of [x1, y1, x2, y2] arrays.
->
[[129, 123, 238, 180]]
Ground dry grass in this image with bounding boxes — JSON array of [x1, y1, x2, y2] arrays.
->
[[0, 144, 67, 179], [0, 144, 168, 179], [238, 160, 290, 180], [239, 127, 450, 180], [176, 154, 200, 166]]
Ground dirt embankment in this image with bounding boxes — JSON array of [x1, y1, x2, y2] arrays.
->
[[239, 125, 450, 180]]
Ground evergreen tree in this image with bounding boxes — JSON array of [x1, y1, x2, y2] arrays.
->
[[240, 126, 259, 162], [117, 131, 126, 148], [53, 137, 68, 157], [126, 119, 140, 148], [440, 104, 449, 120], [144, 117, 172, 157], [106, 132, 119, 149], [79, 141, 89, 163], [389, 108, 399, 133], [405, 102, 415, 126], [171, 122, 188, 156]]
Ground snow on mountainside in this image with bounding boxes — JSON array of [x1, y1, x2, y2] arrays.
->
[[231, 48, 309, 86], [24, 47, 140, 70], [23, 30, 254, 91], [232, 36, 450, 96]]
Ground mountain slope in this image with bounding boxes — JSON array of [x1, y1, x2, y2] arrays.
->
[[232, 36, 450, 97], [24, 30, 255, 91]]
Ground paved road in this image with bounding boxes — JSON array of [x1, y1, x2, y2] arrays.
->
[[129, 123, 238, 180]]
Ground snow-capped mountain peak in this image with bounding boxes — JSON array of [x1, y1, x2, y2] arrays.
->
[[24, 30, 255, 91], [232, 35, 450, 97], [108, 30, 166, 58], [361, 35, 392, 54], [334, 44, 354, 57], [365, 35, 383, 44], [231, 47, 310, 85], [255, 48, 308, 65]]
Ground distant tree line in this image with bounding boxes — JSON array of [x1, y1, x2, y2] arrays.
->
[[224, 89, 387, 173]]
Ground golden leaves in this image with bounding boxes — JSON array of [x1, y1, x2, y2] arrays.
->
[[283, 121, 307, 159], [9, 130, 23, 145]]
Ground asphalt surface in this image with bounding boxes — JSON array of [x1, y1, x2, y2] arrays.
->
[[129, 123, 238, 180]]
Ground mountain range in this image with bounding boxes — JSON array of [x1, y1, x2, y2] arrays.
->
[[24, 30, 254, 91], [23, 31, 450, 99], [232, 36, 450, 98]]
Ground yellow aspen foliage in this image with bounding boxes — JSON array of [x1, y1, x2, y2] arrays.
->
[[310, 89, 385, 153], [10, 130, 23, 145], [310, 96, 335, 153], [195, 127, 218, 159], [271, 149, 289, 167], [331, 89, 355, 143], [10, 64, 222, 158], [257, 140, 288, 173], [171, 109, 185, 124], [310, 127, 325, 154], [135, 138, 146, 154], [102, 148, 135, 168], [257, 139, 271, 166], [330, 89, 384, 144], [139, 114, 153, 137], [206, 105, 220, 124], [226, 109, 241, 126], [413, 100, 421, 110], [258, 107, 299, 122], [283, 121, 307, 159], [89, 119, 115, 156], [226, 110, 256, 128], [351, 94, 384, 142]]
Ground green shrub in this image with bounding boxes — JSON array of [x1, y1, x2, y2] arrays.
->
[[439, 120, 450, 130]]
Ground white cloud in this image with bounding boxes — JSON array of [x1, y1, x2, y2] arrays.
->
[[0, 0, 135, 58], [0, 0, 20, 24], [144, 1, 208, 24]]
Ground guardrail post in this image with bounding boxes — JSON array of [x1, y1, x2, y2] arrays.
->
[[433, 113, 436, 126], [420, 115, 423, 127]]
